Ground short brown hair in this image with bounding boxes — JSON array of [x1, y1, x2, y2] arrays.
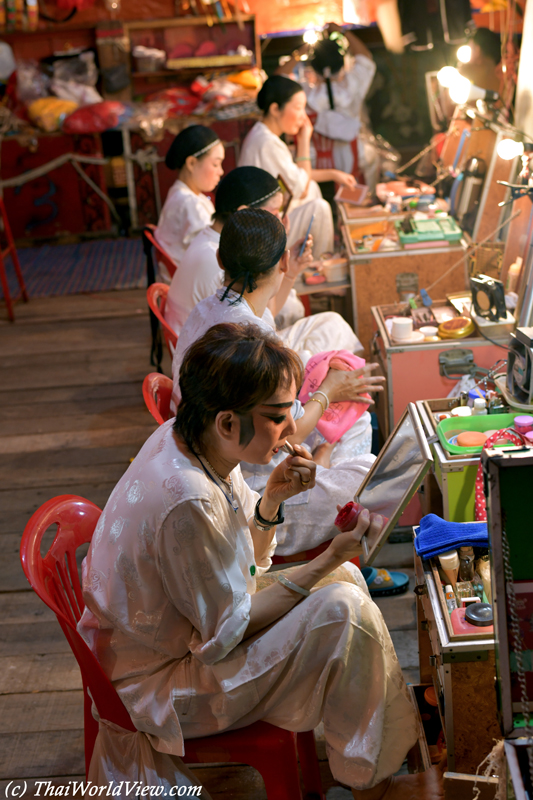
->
[[173, 322, 303, 453]]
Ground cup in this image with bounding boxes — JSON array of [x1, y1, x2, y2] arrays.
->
[[391, 317, 413, 340]]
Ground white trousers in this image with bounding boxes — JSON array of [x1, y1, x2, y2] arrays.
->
[[287, 180, 334, 259]]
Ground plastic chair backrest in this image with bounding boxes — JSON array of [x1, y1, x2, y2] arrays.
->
[[146, 283, 178, 356], [20, 495, 136, 776], [143, 224, 178, 280], [142, 373, 174, 425]]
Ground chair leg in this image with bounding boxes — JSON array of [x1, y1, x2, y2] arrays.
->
[[297, 730, 325, 800], [248, 739, 304, 800], [0, 254, 14, 321]]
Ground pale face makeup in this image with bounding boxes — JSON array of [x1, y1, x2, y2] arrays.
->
[[270, 91, 308, 137], [236, 379, 297, 465], [187, 142, 225, 194], [259, 191, 284, 219]]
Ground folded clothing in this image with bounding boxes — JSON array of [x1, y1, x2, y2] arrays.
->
[[414, 513, 488, 559], [299, 349, 369, 444]]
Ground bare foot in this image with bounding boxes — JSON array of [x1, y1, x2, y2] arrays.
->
[[351, 765, 444, 800], [312, 442, 335, 468]]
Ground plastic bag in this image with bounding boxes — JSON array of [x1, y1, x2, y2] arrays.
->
[[0, 42, 15, 82], [53, 51, 98, 86], [28, 96, 78, 131], [62, 100, 127, 133], [16, 60, 49, 104], [127, 101, 171, 139], [52, 79, 102, 106]]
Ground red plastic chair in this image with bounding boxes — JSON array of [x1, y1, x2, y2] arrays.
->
[[20, 495, 325, 799], [142, 373, 173, 425], [143, 224, 178, 280], [146, 283, 178, 357]]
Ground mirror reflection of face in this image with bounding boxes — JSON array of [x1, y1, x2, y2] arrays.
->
[[237, 378, 297, 465], [277, 91, 308, 137], [259, 190, 284, 219], [191, 142, 225, 193]]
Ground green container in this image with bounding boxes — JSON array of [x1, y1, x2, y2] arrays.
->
[[436, 412, 519, 455], [395, 217, 463, 244]]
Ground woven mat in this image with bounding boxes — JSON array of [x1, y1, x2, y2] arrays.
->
[[4, 238, 145, 300]]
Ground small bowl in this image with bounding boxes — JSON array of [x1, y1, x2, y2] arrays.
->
[[420, 325, 439, 338]]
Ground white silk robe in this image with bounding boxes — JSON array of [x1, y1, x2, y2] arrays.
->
[[78, 421, 418, 793]]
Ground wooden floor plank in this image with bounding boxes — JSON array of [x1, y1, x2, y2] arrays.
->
[[0, 621, 71, 657], [0, 446, 149, 490], [0, 289, 148, 327], [0, 483, 118, 536], [0, 425, 154, 456], [0, 402, 153, 438], [0, 591, 56, 625], [0, 349, 153, 392], [0, 691, 83, 734], [0, 654, 81, 695], [0, 381, 148, 409], [0, 730, 85, 778], [2, 317, 151, 358]]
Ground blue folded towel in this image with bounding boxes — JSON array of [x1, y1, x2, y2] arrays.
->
[[414, 514, 488, 559]]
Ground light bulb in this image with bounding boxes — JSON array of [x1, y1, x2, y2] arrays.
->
[[457, 45, 472, 63], [497, 138, 525, 160], [437, 66, 460, 88], [449, 74, 473, 104], [303, 30, 319, 45]]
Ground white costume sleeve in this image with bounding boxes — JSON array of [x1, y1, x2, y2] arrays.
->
[[239, 123, 309, 199], [158, 498, 252, 666]]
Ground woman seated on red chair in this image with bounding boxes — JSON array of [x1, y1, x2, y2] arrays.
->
[[155, 125, 225, 281], [78, 322, 443, 800]]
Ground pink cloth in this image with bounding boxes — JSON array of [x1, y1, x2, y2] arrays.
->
[[299, 350, 370, 444]]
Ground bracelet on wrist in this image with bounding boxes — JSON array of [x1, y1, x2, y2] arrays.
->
[[295, 156, 311, 162], [254, 497, 285, 531], [309, 390, 330, 410], [308, 396, 326, 415], [277, 573, 311, 598]]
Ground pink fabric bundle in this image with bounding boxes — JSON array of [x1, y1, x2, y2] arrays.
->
[[299, 350, 370, 444]]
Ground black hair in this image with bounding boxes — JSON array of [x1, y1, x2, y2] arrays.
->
[[214, 167, 281, 223], [219, 208, 287, 300], [472, 28, 501, 65], [256, 75, 303, 116], [311, 38, 345, 110], [165, 125, 220, 170], [174, 322, 303, 453]]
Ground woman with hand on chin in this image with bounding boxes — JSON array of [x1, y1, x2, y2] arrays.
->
[[238, 75, 357, 258], [79, 322, 443, 800], [155, 125, 225, 280], [172, 208, 385, 555]]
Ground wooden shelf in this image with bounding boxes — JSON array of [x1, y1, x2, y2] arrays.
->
[[166, 54, 252, 69], [125, 14, 254, 31]]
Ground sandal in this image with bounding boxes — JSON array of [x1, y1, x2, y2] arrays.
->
[[362, 567, 409, 597]]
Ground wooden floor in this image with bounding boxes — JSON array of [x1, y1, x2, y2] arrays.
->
[[0, 289, 418, 798]]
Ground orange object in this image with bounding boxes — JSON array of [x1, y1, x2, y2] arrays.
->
[[457, 431, 488, 447], [142, 373, 173, 425], [424, 686, 438, 707], [20, 495, 325, 796], [146, 283, 178, 358]]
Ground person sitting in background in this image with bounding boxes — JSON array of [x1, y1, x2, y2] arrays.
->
[[172, 208, 384, 555], [164, 166, 312, 334], [278, 24, 379, 191], [154, 125, 225, 280], [79, 322, 443, 800], [238, 75, 357, 259]]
